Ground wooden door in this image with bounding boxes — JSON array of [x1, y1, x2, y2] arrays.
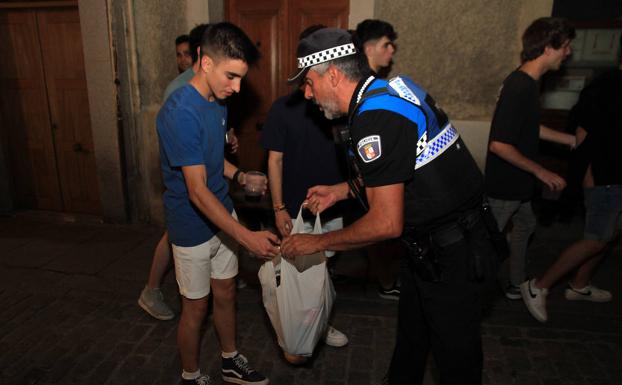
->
[[0, 10, 63, 210], [226, 0, 349, 172], [37, 9, 100, 214], [0, 7, 100, 214]]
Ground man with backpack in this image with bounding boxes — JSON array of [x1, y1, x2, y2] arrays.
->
[[281, 28, 497, 385]]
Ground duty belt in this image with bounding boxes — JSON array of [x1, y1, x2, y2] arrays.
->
[[415, 123, 459, 170]]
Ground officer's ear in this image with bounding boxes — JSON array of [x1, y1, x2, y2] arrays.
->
[[327, 65, 341, 87]]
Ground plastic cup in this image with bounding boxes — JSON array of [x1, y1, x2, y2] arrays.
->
[[244, 171, 267, 202]]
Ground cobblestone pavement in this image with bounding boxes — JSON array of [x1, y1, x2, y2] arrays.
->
[[1, 214, 621, 385]]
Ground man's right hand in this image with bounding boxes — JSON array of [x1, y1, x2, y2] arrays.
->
[[275, 210, 292, 238], [535, 167, 567, 191], [306, 184, 345, 214], [241, 230, 280, 260]]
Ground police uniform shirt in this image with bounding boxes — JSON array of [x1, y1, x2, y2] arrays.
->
[[348, 78, 483, 232]]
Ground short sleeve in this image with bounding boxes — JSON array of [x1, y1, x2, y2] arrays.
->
[[489, 77, 529, 145], [158, 107, 204, 167], [261, 100, 286, 152], [352, 110, 416, 187]]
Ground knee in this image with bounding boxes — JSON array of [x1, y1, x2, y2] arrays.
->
[[212, 278, 236, 304], [181, 298, 209, 323]]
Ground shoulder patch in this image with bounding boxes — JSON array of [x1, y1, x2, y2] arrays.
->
[[357, 135, 382, 163]]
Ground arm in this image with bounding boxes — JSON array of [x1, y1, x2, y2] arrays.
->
[[281, 183, 403, 257], [267, 150, 292, 237], [539, 125, 576, 148], [183, 164, 279, 258], [575, 126, 594, 187], [224, 159, 244, 184], [489, 140, 566, 191], [488, 140, 566, 191]]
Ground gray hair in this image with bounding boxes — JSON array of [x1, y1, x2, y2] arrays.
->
[[309, 54, 367, 82]]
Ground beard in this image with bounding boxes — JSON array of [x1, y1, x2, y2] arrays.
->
[[316, 98, 343, 120]]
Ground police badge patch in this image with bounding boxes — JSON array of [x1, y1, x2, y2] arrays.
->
[[357, 135, 382, 163]]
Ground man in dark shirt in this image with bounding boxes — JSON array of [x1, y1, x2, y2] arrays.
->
[[282, 28, 497, 385], [521, 37, 622, 323], [485, 17, 576, 300], [262, 25, 349, 350]]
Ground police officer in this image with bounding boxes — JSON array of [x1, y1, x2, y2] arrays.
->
[[281, 28, 497, 385]]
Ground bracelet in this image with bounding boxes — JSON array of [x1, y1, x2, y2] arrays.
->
[[232, 169, 243, 184], [273, 204, 286, 212]]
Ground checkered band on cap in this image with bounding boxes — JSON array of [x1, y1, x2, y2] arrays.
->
[[297, 43, 356, 69]]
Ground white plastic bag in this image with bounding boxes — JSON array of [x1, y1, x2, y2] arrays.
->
[[258, 206, 335, 356]]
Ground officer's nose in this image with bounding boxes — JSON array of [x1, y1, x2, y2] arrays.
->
[[303, 85, 313, 100]]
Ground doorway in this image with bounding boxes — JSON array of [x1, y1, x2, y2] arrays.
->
[[226, 0, 350, 171], [0, 6, 101, 215]]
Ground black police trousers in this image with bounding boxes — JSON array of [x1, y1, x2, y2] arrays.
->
[[387, 211, 497, 385]]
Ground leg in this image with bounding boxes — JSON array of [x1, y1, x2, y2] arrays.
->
[[138, 231, 174, 320], [147, 231, 172, 288], [508, 201, 536, 286], [387, 264, 430, 385], [571, 248, 606, 288], [211, 277, 237, 353], [178, 296, 210, 371], [537, 239, 605, 289], [171, 239, 216, 373], [425, 228, 486, 385]]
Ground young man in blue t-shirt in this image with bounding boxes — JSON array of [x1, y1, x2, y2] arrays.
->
[[157, 22, 278, 385]]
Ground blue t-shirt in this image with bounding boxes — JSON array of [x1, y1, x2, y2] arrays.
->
[[156, 84, 233, 246]]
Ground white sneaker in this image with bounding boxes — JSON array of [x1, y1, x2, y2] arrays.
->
[[520, 279, 548, 323], [565, 283, 612, 303], [324, 326, 348, 347]]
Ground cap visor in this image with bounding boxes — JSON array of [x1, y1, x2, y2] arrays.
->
[[287, 67, 309, 84]]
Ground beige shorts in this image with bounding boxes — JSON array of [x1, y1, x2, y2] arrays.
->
[[172, 213, 239, 299]]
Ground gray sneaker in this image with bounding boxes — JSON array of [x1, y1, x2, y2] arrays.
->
[[138, 286, 174, 320]]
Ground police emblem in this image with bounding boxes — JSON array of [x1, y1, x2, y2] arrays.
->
[[357, 135, 382, 163]]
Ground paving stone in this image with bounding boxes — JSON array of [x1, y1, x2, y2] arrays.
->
[[1, 217, 621, 385]]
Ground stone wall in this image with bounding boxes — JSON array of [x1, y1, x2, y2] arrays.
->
[[375, 0, 553, 166]]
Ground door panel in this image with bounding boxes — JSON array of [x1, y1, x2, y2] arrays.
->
[[0, 10, 62, 210], [226, 0, 349, 171], [36, 9, 100, 214], [286, 0, 350, 87], [227, 0, 285, 171]]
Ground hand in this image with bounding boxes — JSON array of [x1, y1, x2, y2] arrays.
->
[[535, 168, 567, 191], [305, 185, 340, 214], [241, 230, 280, 260], [227, 128, 239, 154], [281, 233, 321, 260], [274, 210, 292, 237]]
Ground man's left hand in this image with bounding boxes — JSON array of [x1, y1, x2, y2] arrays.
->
[[281, 234, 321, 259]]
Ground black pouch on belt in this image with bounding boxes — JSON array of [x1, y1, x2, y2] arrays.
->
[[400, 234, 441, 282]]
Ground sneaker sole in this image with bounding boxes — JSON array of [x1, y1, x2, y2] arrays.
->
[[138, 298, 175, 321], [222, 375, 269, 385], [378, 292, 400, 301], [325, 338, 348, 347], [505, 292, 522, 300], [564, 291, 612, 303]]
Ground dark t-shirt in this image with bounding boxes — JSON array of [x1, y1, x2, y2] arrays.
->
[[575, 69, 622, 185], [349, 79, 484, 232], [261, 90, 347, 217], [485, 70, 540, 201]]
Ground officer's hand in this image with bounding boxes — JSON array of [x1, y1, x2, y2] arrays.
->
[[306, 185, 340, 214], [281, 234, 321, 260]]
